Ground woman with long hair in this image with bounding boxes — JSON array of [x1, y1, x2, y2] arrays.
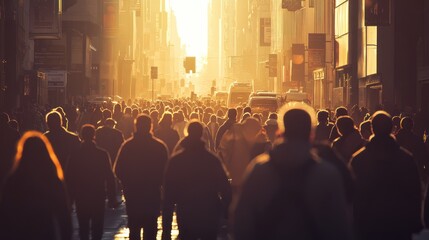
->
[[0, 131, 72, 240]]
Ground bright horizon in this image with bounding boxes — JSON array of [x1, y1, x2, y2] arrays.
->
[[169, 0, 209, 60]]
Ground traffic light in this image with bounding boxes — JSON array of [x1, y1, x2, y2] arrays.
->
[[292, 44, 305, 82], [151, 66, 158, 79], [184, 57, 196, 73]]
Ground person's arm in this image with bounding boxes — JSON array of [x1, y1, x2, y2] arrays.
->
[[113, 143, 127, 182], [214, 157, 232, 218]]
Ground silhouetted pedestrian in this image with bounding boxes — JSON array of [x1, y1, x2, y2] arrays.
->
[[329, 107, 349, 141], [0, 132, 72, 240], [264, 113, 279, 145], [332, 116, 365, 163], [0, 112, 20, 184], [154, 112, 180, 154], [114, 115, 168, 240], [95, 118, 124, 165], [162, 121, 232, 240], [215, 108, 237, 150], [44, 110, 80, 171], [315, 110, 334, 142], [68, 124, 119, 240], [234, 104, 351, 240], [350, 111, 422, 240]]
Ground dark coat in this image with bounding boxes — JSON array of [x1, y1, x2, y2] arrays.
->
[[396, 128, 429, 181], [332, 130, 365, 163], [114, 133, 168, 217], [154, 126, 180, 155], [162, 137, 232, 234], [350, 136, 422, 240], [44, 128, 80, 170], [95, 126, 124, 165], [0, 124, 20, 183], [0, 173, 71, 240], [67, 141, 117, 206], [234, 141, 352, 240], [315, 122, 334, 142]]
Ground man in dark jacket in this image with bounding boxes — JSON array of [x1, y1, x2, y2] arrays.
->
[[162, 121, 232, 240], [350, 111, 422, 240], [95, 118, 124, 165], [329, 107, 348, 142], [332, 116, 365, 163], [315, 110, 334, 142], [44, 110, 80, 170], [68, 124, 119, 240], [234, 105, 351, 240], [0, 112, 20, 184], [215, 108, 237, 150], [115, 115, 168, 240], [395, 117, 429, 182]]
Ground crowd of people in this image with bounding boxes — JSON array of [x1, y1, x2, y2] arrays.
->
[[0, 97, 429, 240]]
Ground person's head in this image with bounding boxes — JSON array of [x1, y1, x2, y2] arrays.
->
[[210, 114, 217, 123], [241, 112, 251, 122], [9, 119, 19, 132], [335, 106, 348, 118], [113, 103, 122, 114], [371, 111, 393, 136], [132, 108, 139, 119], [185, 120, 204, 140], [150, 110, 159, 120], [278, 103, 316, 142], [104, 118, 116, 128], [0, 112, 10, 126], [400, 117, 414, 131], [124, 107, 132, 115], [242, 117, 262, 140], [159, 112, 173, 128], [102, 109, 112, 119], [46, 111, 63, 131], [317, 110, 329, 124], [80, 124, 95, 142], [268, 113, 278, 120], [227, 108, 237, 120], [359, 120, 372, 140], [336, 116, 356, 137], [11, 131, 63, 182], [135, 114, 152, 134], [189, 112, 200, 120], [243, 106, 251, 114], [252, 113, 262, 123], [392, 116, 401, 130]]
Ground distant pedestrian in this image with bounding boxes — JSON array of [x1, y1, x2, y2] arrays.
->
[[215, 108, 237, 150], [315, 110, 334, 142], [154, 112, 180, 154], [359, 120, 372, 141], [115, 115, 168, 240], [44, 110, 80, 170], [68, 125, 119, 240], [234, 104, 352, 240], [95, 118, 124, 165], [332, 116, 365, 163], [329, 107, 348, 141], [162, 121, 232, 240], [264, 113, 279, 145], [0, 132, 72, 240], [350, 111, 422, 240], [0, 112, 20, 184]]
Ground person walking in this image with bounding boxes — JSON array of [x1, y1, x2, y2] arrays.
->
[[315, 110, 334, 142], [95, 118, 124, 166], [332, 116, 365, 163], [162, 121, 232, 240], [68, 125, 120, 240], [350, 111, 422, 240], [234, 104, 352, 240], [0, 131, 72, 240], [154, 112, 180, 155], [0, 112, 20, 184], [215, 108, 237, 151], [115, 115, 169, 240], [44, 110, 80, 170]]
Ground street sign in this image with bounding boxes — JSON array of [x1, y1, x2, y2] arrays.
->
[[151, 66, 158, 79]]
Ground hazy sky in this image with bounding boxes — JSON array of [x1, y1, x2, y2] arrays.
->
[[169, 0, 209, 58]]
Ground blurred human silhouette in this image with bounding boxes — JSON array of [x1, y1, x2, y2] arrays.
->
[[315, 110, 334, 142], [359, 120, 372, 141], [329, 107, 349, 141], [215, 108, 237, 150], [95, 118, 124, 165], [350, 111, 422, 240], [332, 116, 365, 163], [162, 121, 232, 240], [154, 112, 180, 155], [114, 114, 168, 240], [118, 107, 134, 140], [264, 113, 279, 145], [68, 124, 119, 240], [0, 132, 72, 240], [207, 114, 220, 143], [173, 110, 188, 139], [0, 112, 20, 184], [44, 110, 80, 171], [234, 104, 351, 240], [395, 117, 429, 183]]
